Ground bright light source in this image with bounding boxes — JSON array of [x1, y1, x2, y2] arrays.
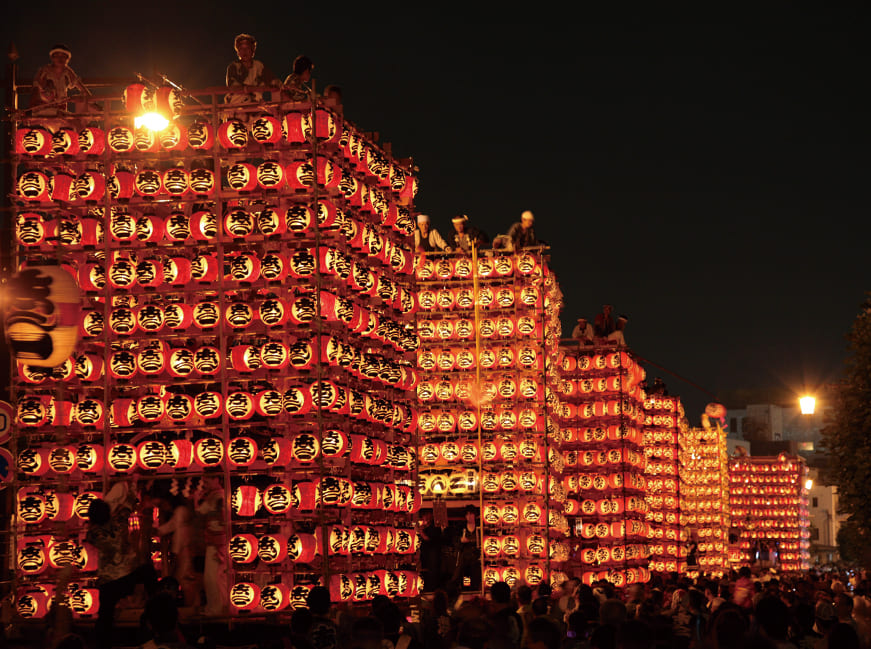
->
[[799, 395, 816, 415], [135, 112, 170, 131], [805, 479, 814, 490]]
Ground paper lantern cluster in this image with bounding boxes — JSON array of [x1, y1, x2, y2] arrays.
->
[[678, 421, 730, 576], [728, 454, 810, 571], [416, 250, 565, 586], [641, 396, 686, 574], [553, 347, 651, 587], [9, 87, 421, 618]]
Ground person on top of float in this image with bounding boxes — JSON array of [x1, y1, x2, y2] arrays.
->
[[225, 33, 279, 104], [31, 44, 89, 114]]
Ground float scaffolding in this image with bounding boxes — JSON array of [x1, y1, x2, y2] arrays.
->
[[728, 454, 811, 572], [6, 80, 422, 621], [414, 249, 567, 592], [553, 343, 651, 587]]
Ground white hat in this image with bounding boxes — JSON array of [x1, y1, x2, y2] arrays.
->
[[521, 210, 534, 221], [452, 214, 468, 224], [416, 214, 430, 224]]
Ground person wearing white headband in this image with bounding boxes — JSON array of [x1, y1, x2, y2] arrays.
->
[[415, 214, 451, 253], [32, 44, 88, 112], [450, 214, 489, 253]]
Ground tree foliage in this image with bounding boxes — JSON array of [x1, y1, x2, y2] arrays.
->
[[821, 295, 871, 551]]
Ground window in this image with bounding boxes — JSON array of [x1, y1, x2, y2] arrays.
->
[[810, 527, 820, 541], [812, 497, 819, 508], [730, 418, 738, 433]]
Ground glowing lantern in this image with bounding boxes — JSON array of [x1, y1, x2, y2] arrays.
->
[[162, 167, 189, 196], [195, 437, 225, 467], [231, 486, 261, 517], [257, 534, 288, 564], [226, 163, 258, 192], [17, 490, 47, 524], [230, 583, 260, 612], [219, 119, 248, 148], [76, 444, 103, 473], [229, 534, 258, 563], [189, 167, 215, 196]]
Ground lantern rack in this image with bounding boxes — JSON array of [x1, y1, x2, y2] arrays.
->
[[7, 82, 423, 621]]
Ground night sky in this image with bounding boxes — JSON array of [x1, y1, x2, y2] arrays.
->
[[4, 7, 868, 421]]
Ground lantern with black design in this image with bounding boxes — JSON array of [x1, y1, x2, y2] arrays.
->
[[258, 340, 289, 370], [225, 391, 255, 421], [16, 126, 52, 155], [262, 483, 292, 513], [230, 582, 260, 612], [193, 437, 224, 468], [282, 386, 311, 416], [225, 252, 260, 283], [258, 534, 288, 564], [136, 212, 164, 243], [162, 167, 189, 196], [133, 168, 162, 198], [160, 122, 187, 151], [107, 443, 137, 473], [254, 388, 283, 417], [219, 119, 249, 149], [132, 440, 166, 471], [107, 125, 134, 153], [229, 533, 258, 563], [226, 163, 258, 194], [189, 165, 216, 197], [284, 203, 314, 233], [17, 171, 50, 202], [255, 160, 285, 191], [224, 301, 255, 330]]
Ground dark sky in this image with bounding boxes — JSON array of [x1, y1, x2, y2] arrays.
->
[[4, 7, 868, 421]]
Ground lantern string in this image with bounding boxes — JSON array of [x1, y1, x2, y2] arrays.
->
[[630, 353, 717, 399]]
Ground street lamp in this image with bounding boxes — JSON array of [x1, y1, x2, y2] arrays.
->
[[799, 396, 816, 416], [805, 478, 813, 490]]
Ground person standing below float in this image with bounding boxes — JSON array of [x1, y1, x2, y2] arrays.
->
[[31, 44, 89, 115], [225, 33, 279, 103], [451, 214, 489, 253], [452, 505, 481, 591], [86, 480, 158, 649], [506, 210, 538, 251], [414, 214, 451, 253], [195, 475, 228, 616]]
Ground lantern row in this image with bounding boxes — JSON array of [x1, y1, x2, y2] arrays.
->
[[15, 111, 418, 199], [15, 383, 416, 431], [16, 432, 416, 476]]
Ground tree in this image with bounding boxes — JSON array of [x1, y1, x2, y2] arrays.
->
[[821, 295, 871, 562]]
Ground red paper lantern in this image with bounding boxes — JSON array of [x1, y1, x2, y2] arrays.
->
[[162, 167, 189, 196], [219, 119, 249, 149], [229, 534, 258, 563], [17, 171, 50, 202], [195, 438, 225, 467], [78, 127, 106, 155], [107, 126, 134, 152], [230, 583, 260, 612]]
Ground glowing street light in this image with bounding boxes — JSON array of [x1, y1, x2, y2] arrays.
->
[[799, 395, 816, 415], [805, 478, 814, 490], [134, 112, 170, 131]]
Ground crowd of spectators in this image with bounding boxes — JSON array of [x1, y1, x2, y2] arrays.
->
[[32, 567, 871, 649]]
